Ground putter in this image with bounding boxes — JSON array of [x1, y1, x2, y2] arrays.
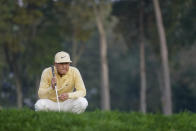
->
[[51, 66, 61, 112]]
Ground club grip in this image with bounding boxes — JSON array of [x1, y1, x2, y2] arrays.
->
[[51, 66, 56, 86]]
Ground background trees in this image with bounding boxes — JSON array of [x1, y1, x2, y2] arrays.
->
[[0, 0, 195, 114]]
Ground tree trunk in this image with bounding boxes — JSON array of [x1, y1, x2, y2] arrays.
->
[[152, 0, 172, 115], [94, 6, 110, 110], [3, 44, 23, 108], [139, 0, 147, 113], [35, 76, 40, 99], [14, 72, 23, 108], [157, 69, 165, 110]]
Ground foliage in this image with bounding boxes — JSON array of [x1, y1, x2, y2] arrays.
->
[[0, 109, 195, 131], [112, 0, 196, 113], [0, 0, 195, 113]]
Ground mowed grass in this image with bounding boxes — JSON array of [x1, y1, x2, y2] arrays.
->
[[0, 109, 195, 131]]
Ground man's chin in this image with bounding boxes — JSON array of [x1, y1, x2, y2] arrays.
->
[[58, 71, 67, 76]]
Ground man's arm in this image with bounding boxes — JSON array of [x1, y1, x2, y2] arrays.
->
[[68, 68, 86, 99], [38, 69, 53, 99]]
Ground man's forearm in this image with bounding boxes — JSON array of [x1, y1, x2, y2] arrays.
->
[[38, 87, 53, 99], [68, 90, 86, 99]]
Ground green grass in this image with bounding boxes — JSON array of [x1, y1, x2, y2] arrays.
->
[[0, 109, 195, 131]]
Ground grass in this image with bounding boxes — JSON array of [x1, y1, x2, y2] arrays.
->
[[0, 109, 195, 131]]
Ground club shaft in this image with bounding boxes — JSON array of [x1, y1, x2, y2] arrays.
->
[[55, 86, 60, 112]]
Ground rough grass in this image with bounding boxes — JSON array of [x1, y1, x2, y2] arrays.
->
[[0, 109, 195, 131]]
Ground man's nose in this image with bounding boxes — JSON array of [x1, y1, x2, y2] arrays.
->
[[62, 64, 66, 68]]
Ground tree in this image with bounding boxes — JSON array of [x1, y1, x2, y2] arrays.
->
[[152, 0, 172, 115], [139, 0, 147, 113], [0, 0, 51, 108], [0, 0, 24, 108], [93, 0, 112, 110], [67, 0, 94, 66]]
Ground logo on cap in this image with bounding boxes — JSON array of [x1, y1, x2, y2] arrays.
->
[[61, 56, 66, 59]]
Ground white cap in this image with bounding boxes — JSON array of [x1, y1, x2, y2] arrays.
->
[[55, 51, 72, 63]]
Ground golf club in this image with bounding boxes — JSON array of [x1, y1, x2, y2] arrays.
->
[[51, 66, 61, 112]]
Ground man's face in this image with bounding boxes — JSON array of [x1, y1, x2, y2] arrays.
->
[[55, 62, 70, 76]]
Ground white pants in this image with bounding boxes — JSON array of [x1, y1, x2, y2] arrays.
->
[[34, 97, 88, 114]]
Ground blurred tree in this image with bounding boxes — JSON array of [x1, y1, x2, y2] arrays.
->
[[0, 0, 26, 108], [0, 0, 195, 113], [92, 0, 114, 110], [0, 0, 56, 108], [112, 0, 151, 112], [66, 0, 94, 66], [139, 0, 147, 114], [153, 0, 172, 115]]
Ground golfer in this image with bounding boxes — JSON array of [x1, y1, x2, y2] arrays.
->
[[35, 51, 88, 113]]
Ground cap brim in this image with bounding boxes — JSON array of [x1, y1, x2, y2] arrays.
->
[[55, 61, 72, 63]]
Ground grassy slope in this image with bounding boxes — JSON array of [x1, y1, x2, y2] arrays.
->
[[0, 109, 195, 131]]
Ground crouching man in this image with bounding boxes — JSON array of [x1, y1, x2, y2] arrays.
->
[[35, 51, 88, 114]]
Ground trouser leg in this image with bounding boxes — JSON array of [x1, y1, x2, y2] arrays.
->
[[35, 99, 61, 111], [62, 97, 88, 114], [35, 97, 88, 113]]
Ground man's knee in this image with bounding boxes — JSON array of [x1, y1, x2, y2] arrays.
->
[[35, 99, 50, 111], [72, 97, 88, 113], [77, 97, 88, 109]]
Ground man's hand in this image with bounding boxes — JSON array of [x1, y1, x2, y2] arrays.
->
[[51, 77, 56, 89], [59, 93, 69, 101]]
